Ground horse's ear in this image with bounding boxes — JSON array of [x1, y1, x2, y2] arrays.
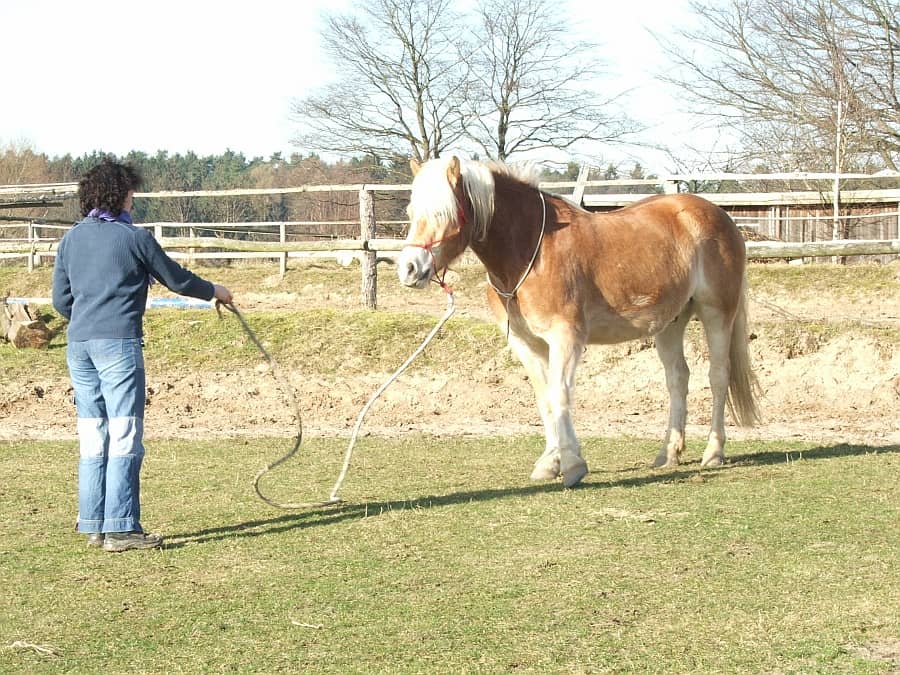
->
[[446, 156, 461, 188], [410, 159, 421, 177]]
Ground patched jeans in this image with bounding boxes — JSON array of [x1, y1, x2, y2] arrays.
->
[[67, 338, 146, 534]]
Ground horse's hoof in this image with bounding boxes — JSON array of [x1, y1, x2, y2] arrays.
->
[[562, 464, 588, 488], [700, 454, 725, 468], [530, 455, 560, 481], [560, 455, 588, 488], [652, 454, 678, 468]]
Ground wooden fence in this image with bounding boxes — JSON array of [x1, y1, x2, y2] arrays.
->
[[2, 172, 899, 308]]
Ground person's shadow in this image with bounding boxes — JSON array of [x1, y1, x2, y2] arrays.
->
[[165, 442, 899, 549]]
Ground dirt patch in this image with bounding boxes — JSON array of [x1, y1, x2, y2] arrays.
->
[[845, 637, 900, 667], [1, 281, 898, 450]]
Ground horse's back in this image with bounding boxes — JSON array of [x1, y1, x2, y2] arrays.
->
[[552, 193, 746, 341], [622, 194, 748, 322], [596, 193, 745, 272], [613, 193, 739, 236], [640, 194, 747, 305]]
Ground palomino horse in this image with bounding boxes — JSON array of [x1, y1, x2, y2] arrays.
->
[[397, 156, 759, 488]]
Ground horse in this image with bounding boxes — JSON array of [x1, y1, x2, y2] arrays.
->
[[397, 156, 760, 488]]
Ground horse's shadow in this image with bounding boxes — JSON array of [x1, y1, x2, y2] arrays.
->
[[166, 442, 899, 549], [727, 442, 899, 466]]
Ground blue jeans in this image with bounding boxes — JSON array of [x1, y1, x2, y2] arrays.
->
[[67, 338, 146, 534]]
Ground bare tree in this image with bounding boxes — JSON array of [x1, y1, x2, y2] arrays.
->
[[0, 143, 55, 228], [292, 0, 643, 167], [660, 0, 899, 171], [0, 142, 51, 186], [290, 0, 470, 166], [835, 0, 900, 169], [465, 0, 642, 161]]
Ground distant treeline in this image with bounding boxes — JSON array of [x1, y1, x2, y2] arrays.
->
[[1, 146, 654, 236]]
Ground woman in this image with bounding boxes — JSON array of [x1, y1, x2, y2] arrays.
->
[[52, 157, 233, 552]]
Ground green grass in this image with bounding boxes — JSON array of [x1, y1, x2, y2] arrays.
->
[[746, 261, 898, 299], [0, 307, 507, 381], [139, 306, 495, 377], [5, 302, 894, 384], [3, 260, 896, 373], [0, 258, 487, 309], [1, 436, 898, 672], [2, 260, 899, 672]]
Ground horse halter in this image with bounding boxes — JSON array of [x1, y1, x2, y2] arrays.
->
[[409, 203, 468, 292]]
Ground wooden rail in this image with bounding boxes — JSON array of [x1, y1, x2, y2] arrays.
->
[[2, 236, 896, 310], [3, 235, 897, 258], [3, 171, 899, 307]]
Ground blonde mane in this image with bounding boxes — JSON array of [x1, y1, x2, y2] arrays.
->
[[481, 159, 541, 186], [409, 157, 541, 241]]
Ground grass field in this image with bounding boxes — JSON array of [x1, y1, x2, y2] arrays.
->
[[1, 261, 898, 672], [2, 435, 899, 673]]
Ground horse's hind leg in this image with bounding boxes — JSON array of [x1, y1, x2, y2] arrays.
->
[[653, 309, 692, 468], [696, 307, 734, 468]]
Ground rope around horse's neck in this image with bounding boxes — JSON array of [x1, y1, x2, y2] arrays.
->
[[218, 293, 455, 509], [486, 190, 546, 301], [486, 190, 546, 338]]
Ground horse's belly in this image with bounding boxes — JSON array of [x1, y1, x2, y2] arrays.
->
[[586, 309, 674, 344]]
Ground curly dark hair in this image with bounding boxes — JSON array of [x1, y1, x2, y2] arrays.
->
[[78, 157, 144, 217]]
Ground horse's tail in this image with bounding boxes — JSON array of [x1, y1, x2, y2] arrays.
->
[[727, 278, 761, 426]]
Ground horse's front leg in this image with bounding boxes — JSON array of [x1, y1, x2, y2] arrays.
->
[[545, 332, 588, 488], [506, 332, 558, 480]]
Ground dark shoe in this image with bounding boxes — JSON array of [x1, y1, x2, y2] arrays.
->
[[86, 533, 104, 548], [102, 532, 163, 552]]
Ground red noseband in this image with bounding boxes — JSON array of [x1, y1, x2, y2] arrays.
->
[[409, 202, 468, 293]]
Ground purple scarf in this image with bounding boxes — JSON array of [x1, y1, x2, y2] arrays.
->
[[87, 208, 133, 224]]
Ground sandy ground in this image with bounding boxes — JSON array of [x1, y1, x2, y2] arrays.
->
[[2, 269, 898, 452]]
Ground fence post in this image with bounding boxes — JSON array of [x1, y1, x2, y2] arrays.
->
[[33, 223, 42, 268], [279, 222, 287, 277], [27, 222, 34, 272], [571, 164, 590, 206], [359, 187, 377, 309]]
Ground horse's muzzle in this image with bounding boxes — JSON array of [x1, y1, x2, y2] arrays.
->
[[396, 247, 433, 288]]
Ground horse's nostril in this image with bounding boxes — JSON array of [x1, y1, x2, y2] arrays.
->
[[406, 261, 417, 278]]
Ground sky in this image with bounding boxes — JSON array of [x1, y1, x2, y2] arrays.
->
[[0, 0, 710, 175]]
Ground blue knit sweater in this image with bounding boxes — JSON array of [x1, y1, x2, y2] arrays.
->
[[52, 216, 215, 340]]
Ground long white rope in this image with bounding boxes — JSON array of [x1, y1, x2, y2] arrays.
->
[[221, 290, 455, 509], [327, 290, 455, 502]]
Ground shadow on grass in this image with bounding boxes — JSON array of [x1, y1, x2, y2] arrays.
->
[[603, 441, 900, 473], [167, 441, 899, 549], [727, 441, 900, 466]]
